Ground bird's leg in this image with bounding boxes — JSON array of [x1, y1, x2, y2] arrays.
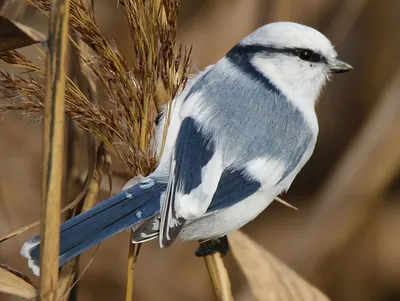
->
[[195, 235, 230, 257]]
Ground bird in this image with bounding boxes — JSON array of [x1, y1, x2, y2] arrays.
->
[[21, 21, 352, 276]]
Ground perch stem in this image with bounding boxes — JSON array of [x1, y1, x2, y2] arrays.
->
[[39, 0, 70, 299], [203, 253, 233, 301]]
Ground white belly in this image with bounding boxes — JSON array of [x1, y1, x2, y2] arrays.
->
[[178, 190, 276, 241]]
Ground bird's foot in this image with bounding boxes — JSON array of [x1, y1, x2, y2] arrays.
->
[[195, 235, 229, 257]]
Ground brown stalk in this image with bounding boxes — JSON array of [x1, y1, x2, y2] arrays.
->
[[125, 242, 142, 301], [39, 0, 70, 299], [203, 253, 233, 301]]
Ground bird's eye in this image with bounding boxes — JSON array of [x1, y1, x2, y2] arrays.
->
[[297, 49, 314, 61], [295, 49, 323, 63]]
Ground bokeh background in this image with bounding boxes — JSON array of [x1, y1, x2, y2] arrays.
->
[[1, 0, 400, 300]]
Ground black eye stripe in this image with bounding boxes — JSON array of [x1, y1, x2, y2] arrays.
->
[[227, 44, 327, 64], [292, 48, 324, 63], [263, 47, 326, 63]]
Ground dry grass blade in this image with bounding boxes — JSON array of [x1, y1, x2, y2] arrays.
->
[[0, 220, 41, 244], [39, 0, 70, 299], [203, 253, 233, 301], [0, 15, 47, 51], [0, 264, 37, 300], [230, 231, 330, 301], [274, 196, 298, 211], [0, 49, 42, 71]]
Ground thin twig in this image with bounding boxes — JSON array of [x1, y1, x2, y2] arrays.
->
[[125, 242, 141, 301], [58, 244, 101, 301]]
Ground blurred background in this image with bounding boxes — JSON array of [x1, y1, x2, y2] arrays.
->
[[0, 0, 399, 300]]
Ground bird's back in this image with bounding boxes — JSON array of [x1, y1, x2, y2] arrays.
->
[[185, 57, 316, 182]]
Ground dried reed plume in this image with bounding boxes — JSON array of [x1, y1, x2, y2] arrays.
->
[[0, 0, 191, 176]]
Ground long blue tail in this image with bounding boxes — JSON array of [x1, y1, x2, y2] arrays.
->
[[21, 177, 166, 275]]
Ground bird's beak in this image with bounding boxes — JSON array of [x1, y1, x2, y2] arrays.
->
[[329, 58, 353, 74]]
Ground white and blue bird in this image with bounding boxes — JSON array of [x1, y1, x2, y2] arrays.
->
[[21, 22, 352, 275]]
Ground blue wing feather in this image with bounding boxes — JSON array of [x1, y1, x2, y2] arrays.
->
[[208, 168, 261, 212], [160, 117, 215, 247], [174, 117, 214, 193], [26, 179, 166, 267]]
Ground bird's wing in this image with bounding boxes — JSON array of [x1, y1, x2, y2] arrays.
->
[[158, 61, 315, 247], [207, 157, 289, 212], [153, 65, 215, 159], [160, 116, 224, 247]]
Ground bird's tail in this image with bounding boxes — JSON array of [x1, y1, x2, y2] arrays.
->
[[21, 177, 165, 276]]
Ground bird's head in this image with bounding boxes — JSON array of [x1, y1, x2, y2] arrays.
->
[[235, 22, 352, 107]]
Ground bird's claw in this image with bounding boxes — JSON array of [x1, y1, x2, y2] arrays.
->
[[195, 235, 229, 257]]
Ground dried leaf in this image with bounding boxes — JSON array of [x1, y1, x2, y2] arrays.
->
[[229, 230, 330, 301], [0, 15, 46, 51], [0, 264, 37, 299]]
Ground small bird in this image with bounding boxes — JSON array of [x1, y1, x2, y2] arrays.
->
[[21, 22, 352, 275]]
